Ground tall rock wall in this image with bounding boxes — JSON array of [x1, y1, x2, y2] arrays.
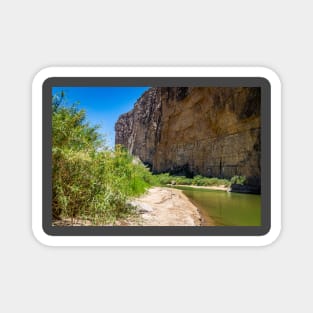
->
[[115, 87, 261, 185]]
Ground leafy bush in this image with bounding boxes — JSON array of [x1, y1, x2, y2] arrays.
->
[[52, 96, 154, 225], [153, 174, 231, 187], [153, 173, 172, 185], [230, 175, 247, 185]]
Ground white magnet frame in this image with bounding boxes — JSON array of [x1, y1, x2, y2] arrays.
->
[[32, 67, 281, 246]]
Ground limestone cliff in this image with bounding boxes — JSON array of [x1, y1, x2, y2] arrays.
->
[[115, 87, 261, 188]]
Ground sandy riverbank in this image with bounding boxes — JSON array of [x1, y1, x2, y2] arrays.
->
[[126, 187, 215, 226], [53, 186, 216, 226]]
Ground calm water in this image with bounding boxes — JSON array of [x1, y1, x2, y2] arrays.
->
[[174, 186, 261, 226]]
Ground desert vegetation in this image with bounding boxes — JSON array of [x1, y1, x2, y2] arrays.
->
[[153, 173, 231, 187], [52, 93, 155, 225], [52, 92, 249, 226]]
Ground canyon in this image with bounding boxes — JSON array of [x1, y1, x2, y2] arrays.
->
[[115, 87, 261, 190]]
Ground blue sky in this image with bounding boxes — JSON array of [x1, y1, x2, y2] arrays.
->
[[52, 86, 150, 147]]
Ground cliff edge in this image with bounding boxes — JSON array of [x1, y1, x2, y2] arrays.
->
[[115, 87, 261, 190]]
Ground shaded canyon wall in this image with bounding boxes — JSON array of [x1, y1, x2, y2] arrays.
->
[[115, 87, 261, 186]]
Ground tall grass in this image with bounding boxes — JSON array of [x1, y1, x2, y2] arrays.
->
[[52, 96, 154, 225]]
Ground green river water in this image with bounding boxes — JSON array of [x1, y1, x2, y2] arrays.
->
[[174, 186, 261, 226]]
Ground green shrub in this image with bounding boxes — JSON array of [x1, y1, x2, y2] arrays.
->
[[52, 97, 154, 225], [153, 173, 231, 187], [154, 173, 172, 185], [230, 175, 247, 185]]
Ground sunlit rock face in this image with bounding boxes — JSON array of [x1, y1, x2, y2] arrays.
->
[[115, 87, 261, 187]]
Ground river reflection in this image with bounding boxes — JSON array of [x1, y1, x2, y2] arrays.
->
[[174, 186, 261, 226]]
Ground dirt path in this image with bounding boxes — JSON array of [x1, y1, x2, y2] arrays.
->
[[128, 187, 215, 226]]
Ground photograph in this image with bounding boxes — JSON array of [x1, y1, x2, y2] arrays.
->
[[51, 86, 261, 227]]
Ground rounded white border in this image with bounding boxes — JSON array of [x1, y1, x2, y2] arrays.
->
[[32, 67, 281, 246]]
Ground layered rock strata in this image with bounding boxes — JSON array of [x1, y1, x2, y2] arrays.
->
[[115, 87, 261, 188]]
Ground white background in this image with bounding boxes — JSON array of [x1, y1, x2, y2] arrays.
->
[[0, 0, 311, 312]]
